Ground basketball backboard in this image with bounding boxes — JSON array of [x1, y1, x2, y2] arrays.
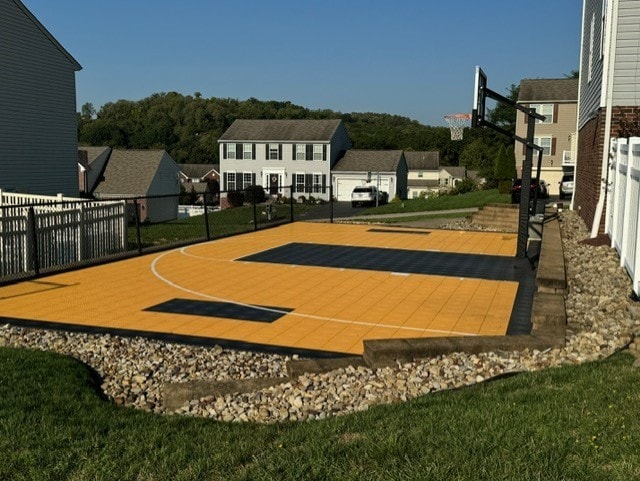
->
[[472, 66, 487, 128]]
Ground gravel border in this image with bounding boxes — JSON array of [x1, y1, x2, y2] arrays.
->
[[1, 210, 639, 422]]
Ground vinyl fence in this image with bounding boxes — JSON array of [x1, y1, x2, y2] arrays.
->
[[605, 136, 640, 295], [0, 191, 127, 282]]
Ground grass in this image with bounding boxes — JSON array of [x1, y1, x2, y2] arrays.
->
[[353, 212, 470, 224], [361, 189, 510, 215], [2, 346, 640, 480], [129, 203, 310, 248]]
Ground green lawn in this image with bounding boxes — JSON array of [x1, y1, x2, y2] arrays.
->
[[129, 203, 309, 249], [2, 346, 639, 480], [362, 189, 509, 215]]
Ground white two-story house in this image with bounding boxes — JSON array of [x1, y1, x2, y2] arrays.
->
[[218, 119, 352, 201]]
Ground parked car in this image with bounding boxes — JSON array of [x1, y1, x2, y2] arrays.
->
[[351, 186, 388, 207], [559, 174, 574, 200], [510, 178, 547, 204]]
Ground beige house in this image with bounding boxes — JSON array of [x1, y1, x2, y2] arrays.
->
[[404, 151, 440, 198], [439, 166, 466, 190], [515, 78, 578, 196]]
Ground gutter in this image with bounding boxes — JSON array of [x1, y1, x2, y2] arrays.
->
[[591, 0, 618, 238]]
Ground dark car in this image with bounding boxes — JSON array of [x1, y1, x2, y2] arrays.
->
[[510, 178, 546, 204]]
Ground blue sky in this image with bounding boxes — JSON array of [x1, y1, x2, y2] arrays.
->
[[23, 0, 583, 126]]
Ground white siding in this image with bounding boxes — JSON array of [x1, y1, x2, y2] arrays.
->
[[0, 0, 80, 196], [612, 0, 640, 105], [578, 0, 606, 129]]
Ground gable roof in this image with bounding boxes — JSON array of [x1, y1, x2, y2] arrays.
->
[[93, 149, 170, 196], [441, 166, 466, 178], [332, 150, 405, 172], [12, 0, 81, 71], [180, 163, 219, 179], [81, 146, 111, 166], [404, 151, 440, 170], [518, 78, 578, 103], [218, 119, 344, 142]]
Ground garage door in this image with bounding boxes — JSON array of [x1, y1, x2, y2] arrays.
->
[[335, 178, 365, 201]]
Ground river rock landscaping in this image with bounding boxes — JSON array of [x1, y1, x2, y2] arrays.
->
[[1, 210, 639, 423]]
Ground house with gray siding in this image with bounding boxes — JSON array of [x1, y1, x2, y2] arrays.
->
[[218, 119, 352, 201], [575, 0, 640, 236], [332, 150, 408, 201], [0, 0, 81, 196], [92, 150, 181, 223]]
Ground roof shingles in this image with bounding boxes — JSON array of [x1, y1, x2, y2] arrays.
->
[[218, 119, 343, 142], [332, 150, 404, 172]]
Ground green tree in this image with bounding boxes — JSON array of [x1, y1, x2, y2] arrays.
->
[[459, 138, 493, 179], [488, 84, 519, 137]]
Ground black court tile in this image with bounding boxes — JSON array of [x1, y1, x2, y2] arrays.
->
[[367, 228, 431, 235], [239, 243, 536, 335], [144, 298, 292, 323]]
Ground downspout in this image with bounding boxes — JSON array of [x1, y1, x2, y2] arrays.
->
[[570, 0, 587, 211], [591, 0, 618, 238]]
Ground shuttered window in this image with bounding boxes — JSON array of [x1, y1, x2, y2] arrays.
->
[[226, 144, 236, 160], [530, 104, 554, 124]]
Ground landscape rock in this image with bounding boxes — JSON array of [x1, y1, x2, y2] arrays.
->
[[0, 210, 635, 422]]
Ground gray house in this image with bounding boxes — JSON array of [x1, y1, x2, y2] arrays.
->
[[332, 150, 408, 201], [1, 0, 81, 196], [93, 149, 181, 223], [218, 119, 352, 201], [575, 0, 640, 236]]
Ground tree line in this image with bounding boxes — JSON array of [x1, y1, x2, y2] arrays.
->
[[78, 90, 519, 184]]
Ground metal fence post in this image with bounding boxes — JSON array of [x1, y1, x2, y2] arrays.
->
[[133, 198, 142, 255], [27, 206, 40, 276], [290, 184, 294, 222], [330, 185, 334, 223], [252, 195, 258, 231], [203, 196, 211, 240]]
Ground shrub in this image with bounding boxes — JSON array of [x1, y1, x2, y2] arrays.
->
[[450, 178, 478, 196], [498, 180, 513, 194], [227, 190, 245, 207], [244, 184, 266, 204], [297, 195, 306, 203]]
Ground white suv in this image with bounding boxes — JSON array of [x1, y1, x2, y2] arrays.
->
[[351, 186, 387, 207]]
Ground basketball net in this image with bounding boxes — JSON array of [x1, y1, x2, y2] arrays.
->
[[444, 113, 472, 141]]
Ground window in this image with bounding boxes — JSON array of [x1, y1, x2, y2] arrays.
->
[[313, 174, 322, 193], [418, 171, 424, 178], [295, 173, 305, 193], [313, 144, 323, 161], [269, 144, 279, 160], [530, 104, 554, 123], [227, 172, 236, 190], [243, 172, 253, 187], [296, 144, 306, 161], [243, 143, 253, 160], [412, 191, 418, 199], [534, 136, 552, 156], [227, 144, 236, 160]]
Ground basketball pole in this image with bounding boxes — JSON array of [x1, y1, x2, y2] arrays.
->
[[473, 84, 545, 259]]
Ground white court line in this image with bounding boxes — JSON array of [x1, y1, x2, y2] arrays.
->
[[150, 249, 479, 337]]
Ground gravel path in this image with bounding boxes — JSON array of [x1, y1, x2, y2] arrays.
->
[[1, 210, 639, 423]]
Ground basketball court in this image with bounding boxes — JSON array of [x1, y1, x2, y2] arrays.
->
[[0, 222, 536, 356]]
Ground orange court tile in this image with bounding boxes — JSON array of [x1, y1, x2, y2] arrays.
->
[[0, 222, 526, 356]]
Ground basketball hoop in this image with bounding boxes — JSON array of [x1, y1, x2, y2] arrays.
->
[[444, 113, 472, 141]]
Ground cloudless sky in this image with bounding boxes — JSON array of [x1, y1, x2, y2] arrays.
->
[[22, 0, 583, 126]]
